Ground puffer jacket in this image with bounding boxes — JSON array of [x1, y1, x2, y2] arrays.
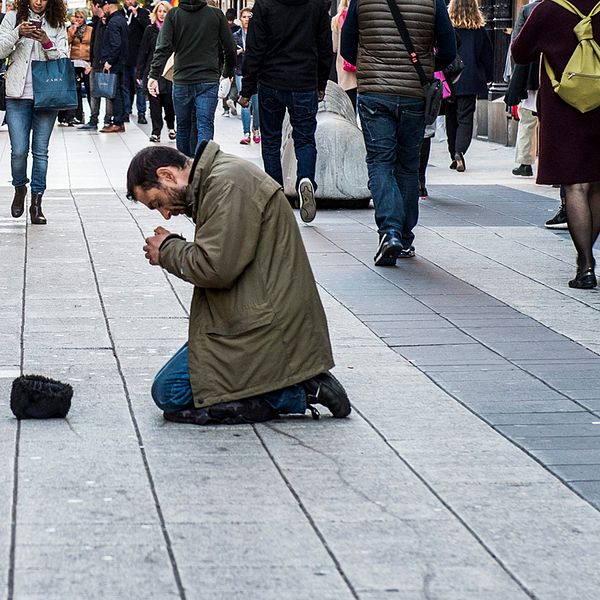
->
[[159, 141, 334, 407], [0, 10, 68, 99]]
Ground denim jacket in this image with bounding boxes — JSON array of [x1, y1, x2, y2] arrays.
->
[[0, 10, 68, 99]]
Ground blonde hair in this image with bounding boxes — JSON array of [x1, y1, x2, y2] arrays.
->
[[331, 0, 349, 32], [448, 0, 486, 29], [151, 0, 171, 23], [73, 9, 87, 19]]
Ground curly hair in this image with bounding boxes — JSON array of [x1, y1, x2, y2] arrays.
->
[[16, 0, 68, 29], [448, 0, 486, 29]]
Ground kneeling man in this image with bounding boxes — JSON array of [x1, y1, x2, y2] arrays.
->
[[126, 141, 351, 424]]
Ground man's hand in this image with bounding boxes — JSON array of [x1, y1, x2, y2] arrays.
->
[[238, 96, 250, 108], [317, 90, 325, 102], [147, 77, 159, 97], [143, 226, 171, 266], [130, 5, 138, 16], [103, 62, 111, 71]]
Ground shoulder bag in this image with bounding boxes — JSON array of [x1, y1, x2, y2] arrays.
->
[[32, 57, 78, 110]]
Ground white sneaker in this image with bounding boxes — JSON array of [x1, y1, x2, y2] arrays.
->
[[298, 178, 316, 223], [226, 98, 237, 116]]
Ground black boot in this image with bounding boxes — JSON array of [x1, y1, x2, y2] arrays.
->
[[30, 193, 47, 225], [11, 186, 27, 218]]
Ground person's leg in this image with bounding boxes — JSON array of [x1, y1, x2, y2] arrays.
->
[[87, 71, 100, 126], [30, 108, 58, 194], [589, 182, 600, 247], [258, 84, 286, 186], [124, 64, 134, 116], [5, 99, 33, 188], [193, 82, 219, 150], [419, 136, 431, 190], [346, 88, 357, 111], [444, 100, 458, 161], [235, 76, 250, 136], [565, 183, 594, 272], [111, 71, 126, 126], [251, 92, 260, 133], [515, 107, 537, 167], [287, 89, 319, 191], [136, 76, 147, 118], [260, 385, 306, 414], [394, 98, 425, 249], [148, 93, 163, 137], [454, 95, 477, 156], [162, 92, 176, 130], [172, 83, 193, 156], [151, 344, 195, 413], [83, 70, 92, 113]]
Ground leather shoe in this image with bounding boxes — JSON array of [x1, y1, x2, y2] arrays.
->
[[100, 124, 124, 133], [303, 372, 351, 419], [137, 114, 147, 125], [568, 268, 597, 289], [374, 232, 403, 266], [11, 185, 27, 218]]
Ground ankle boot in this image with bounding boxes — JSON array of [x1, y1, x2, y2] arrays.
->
[[11, 185, 27, 218], [30, 193, 47, 225]]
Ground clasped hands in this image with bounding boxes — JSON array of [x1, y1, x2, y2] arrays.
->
[[143, 226, 171, 266]]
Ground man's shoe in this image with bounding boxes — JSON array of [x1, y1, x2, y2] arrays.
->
[[449, 159, 457, 170], [298, 178, 316, 223], [137, 114, 147, 125], [419, 185, 428, 200], [454, 152, 466, 172], [303, 372, 351, 419], [149, 134, 160, 143], [545, 206, 568, 229], [512, 164, 533, 177], [226, 98, 237, 116], [374, 232, 403, 266], [78, 122, 97, 130], [164, 398, 279, 425], [100, 124, 124, 133], [123, 114, 130, 123]]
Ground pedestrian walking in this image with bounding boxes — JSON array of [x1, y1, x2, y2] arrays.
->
[[331, 0, 357, 110], [98, 0, 128, 133], [233, 7, 260, 145], [136, 1, 175, 143], [341, 0, 456, 266], [123, 0, 149, 124], [126, 142, 351, 425], [66, 8, 92, 126], [239, 0, 333, 224], [148, 0, 236, 157], [512, 0, 600, 289], [0, 0, 68, 225], [445, 0, 493, 173]]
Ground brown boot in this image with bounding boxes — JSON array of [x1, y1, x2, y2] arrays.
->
[[11, 185, 27, 218], [30, 193, 47, 225]]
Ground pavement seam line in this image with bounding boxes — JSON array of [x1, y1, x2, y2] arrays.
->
[[252, 426, 361, 600], [70, 190, 187, 600]]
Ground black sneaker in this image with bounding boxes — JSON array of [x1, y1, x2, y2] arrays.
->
[[512, 164, 533, 177], [419, 186, 428, 200], [545, 206, 568, 229], [374, 232, 403, 266], [137, 114, 148, 125], [303, 372, 351, 419]]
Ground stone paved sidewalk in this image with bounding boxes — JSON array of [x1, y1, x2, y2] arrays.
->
[[1, 115, 600, 599]]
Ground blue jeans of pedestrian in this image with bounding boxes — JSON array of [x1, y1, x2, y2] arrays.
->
[[358, 93, 425, 247], [258, 84, 318, 190], [5, 99, 57, 193], [235, 75, 260, 134], [151, 344, 307, 415], [124, 64, 147, 117], [172, 82, 219, 157], [110, 69, 128, 126]]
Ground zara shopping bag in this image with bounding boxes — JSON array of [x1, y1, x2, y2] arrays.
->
[[92, 70, 117, 99], [31, 58, 77, 110]]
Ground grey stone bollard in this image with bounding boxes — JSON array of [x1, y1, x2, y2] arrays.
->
[[281, 81, 371, 203]]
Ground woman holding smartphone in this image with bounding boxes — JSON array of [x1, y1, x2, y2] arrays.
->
[[0, 0, 68, 225]]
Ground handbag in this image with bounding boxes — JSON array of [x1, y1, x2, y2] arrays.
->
[[384, 0, 443, 125], [31, 58, 78, 110], [92, 69, 117, 99]]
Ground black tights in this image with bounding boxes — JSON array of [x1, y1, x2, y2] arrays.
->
[[564, 182, 600, 272]]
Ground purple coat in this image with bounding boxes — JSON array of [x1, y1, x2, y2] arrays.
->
[[511, 0, 600, 185]]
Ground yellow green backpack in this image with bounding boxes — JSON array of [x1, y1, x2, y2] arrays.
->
[[543, 0, 600, 113]]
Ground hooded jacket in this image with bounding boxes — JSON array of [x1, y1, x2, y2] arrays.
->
[[241, 0, 333, 97], [159, 142, 334, 408], [149, 0, 236, 84]]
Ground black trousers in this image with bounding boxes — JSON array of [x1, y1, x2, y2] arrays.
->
[[149, 92, 175, 136], [445, 94, 477, 158]]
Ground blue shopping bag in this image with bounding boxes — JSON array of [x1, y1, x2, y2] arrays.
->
[[31, 58, 77, 110], [92, 70, 117, 99]]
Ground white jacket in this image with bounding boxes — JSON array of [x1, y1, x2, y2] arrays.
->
[[0, 10, 68, 99]]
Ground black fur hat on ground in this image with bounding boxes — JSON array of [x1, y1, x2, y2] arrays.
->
[[10, 375, 73, 419]]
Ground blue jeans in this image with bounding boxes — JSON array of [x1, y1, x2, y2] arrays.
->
[[124, 64, 146, 116], [5, 99, 57, 193], [172, 82, 219, 157], [235, 75, 260, 134], [358, 93, 425, 247], [110, 70, 128, 126], [151, 344, 307, 415], [258, 84, 318, 190]]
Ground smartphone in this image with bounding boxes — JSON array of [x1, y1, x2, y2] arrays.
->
[[30, 20, 42, 29]]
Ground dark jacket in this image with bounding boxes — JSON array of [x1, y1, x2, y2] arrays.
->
[[232, 28, 246, 76], [100, 9, 128, 72], [159, 142, 334, 408], [125, 5, 150, 67], [341, 0, 456, 98], [137, 23, 171, 94], [452, 27, 493, 97], [149, 0, 236, 84], [241, 0, 333, 97], [89, 15, 105, 70]]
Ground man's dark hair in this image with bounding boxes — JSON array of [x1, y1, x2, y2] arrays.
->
[[225, 8, 236, 21], [126, 146, 188, 200]]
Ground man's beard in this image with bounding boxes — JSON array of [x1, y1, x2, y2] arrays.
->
[[166, 185, 192, 217]]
